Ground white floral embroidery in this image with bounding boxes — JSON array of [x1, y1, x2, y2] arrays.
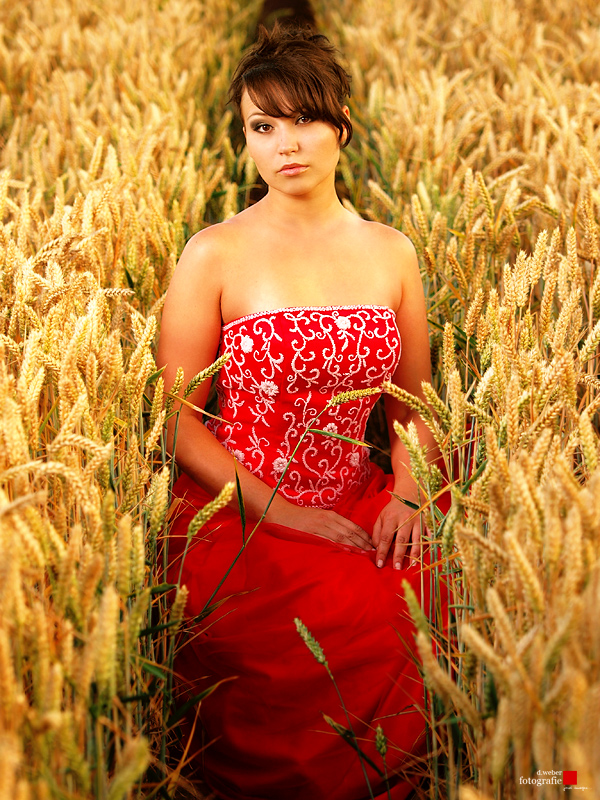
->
[[335, 315, 351, 330], [232, 449, 245, 463], [259, 380, 279, 397], [205, 306, 402, 508], [349, 451, 361, 467], [240, 335, 253, 353], [272, 456, 288, 476]]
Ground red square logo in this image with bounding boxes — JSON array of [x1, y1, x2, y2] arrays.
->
[[563, 771, 577, 785]]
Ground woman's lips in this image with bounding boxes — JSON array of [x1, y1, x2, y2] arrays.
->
[[278, 164, 308, 176]]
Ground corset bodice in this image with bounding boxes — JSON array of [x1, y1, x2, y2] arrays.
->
[[206, 304, 401, 509]]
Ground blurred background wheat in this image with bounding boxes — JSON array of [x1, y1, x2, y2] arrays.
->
[[0, 0, 598, 797]]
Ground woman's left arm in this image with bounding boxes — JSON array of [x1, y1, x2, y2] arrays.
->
[[372, 234, 438, 569]]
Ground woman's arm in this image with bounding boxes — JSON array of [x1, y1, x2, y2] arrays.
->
[[157, 229, 373, 550], [372, 234, 438, 569]]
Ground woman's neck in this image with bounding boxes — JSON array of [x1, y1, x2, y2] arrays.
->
[[258, 183, 347, 233]]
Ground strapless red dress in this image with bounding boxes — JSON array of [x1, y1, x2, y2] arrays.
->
[[168, 305, 437, 800]]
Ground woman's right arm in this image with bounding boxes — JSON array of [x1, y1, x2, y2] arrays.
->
[[156, 230, 373, 550]]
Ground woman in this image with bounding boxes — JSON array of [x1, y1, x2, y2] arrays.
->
[[158, 24, 439, 800]]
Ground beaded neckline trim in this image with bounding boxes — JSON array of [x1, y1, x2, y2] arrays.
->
[[222, 304, 396, 331]]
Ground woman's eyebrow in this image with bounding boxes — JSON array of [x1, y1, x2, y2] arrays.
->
[[247, 110, 298, 121]]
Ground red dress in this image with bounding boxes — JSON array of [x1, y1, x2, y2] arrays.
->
[[168, 305, 436, 800]]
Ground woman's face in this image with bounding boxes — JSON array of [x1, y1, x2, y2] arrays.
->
[[241, 89, 347, 198]]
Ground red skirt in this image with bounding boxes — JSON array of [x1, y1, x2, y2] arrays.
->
[[167, 465, 443, 800]]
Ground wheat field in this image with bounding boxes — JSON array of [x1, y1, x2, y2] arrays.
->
[[0, 0, 598, 797]]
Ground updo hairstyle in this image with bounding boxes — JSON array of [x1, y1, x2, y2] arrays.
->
[[229, 24, 353, 147]]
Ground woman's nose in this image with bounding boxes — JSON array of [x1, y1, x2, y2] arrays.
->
[[278, 125, 298, 154]]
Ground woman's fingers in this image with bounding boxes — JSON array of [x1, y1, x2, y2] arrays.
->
[[371, 516, 381, 548], [375, 526, 395, 567], [392, 528, 411, 569], [286, 507, 372, 549], [409, 528, 422, 564], [297, 506, 426, 560], [316, 505, 425, 565], [396, 523, 422, 568], [337, 519, 373, 551], [377, 513, 423, 569], [318, 512, 373, 551]]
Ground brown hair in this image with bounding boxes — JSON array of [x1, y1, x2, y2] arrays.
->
[[229, 24, 353, 147]]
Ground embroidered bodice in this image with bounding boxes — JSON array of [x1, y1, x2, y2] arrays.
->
[[206, 305, 401, 509]]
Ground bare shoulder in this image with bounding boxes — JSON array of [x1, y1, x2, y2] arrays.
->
[[359, 219, 417, 262], [173, 221, 235, 284], [176, 207, 257, 279], [351, 218, 420, 289], [160, 223, 236, 342], [158, 223, 236, 378]]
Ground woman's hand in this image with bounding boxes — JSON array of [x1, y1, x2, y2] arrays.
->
[[372, 496, 423, 569], [269, 504, 374, 552]]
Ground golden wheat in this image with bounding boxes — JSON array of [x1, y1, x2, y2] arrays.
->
[[0, 0, 599, 796]]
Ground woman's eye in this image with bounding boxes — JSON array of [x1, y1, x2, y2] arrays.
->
[[253, 123, 272, 133], [297, 115, 312, 124]]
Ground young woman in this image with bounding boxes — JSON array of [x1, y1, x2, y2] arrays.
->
[[158, 24, 439, 800]]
